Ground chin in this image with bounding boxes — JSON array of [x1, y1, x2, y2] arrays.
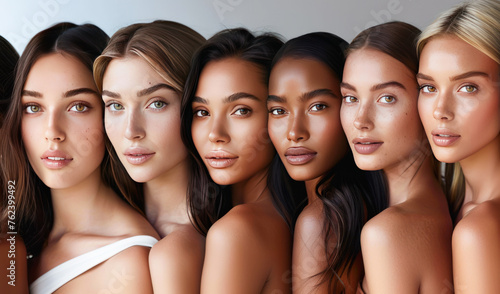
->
[[352, 157, 381, 171]]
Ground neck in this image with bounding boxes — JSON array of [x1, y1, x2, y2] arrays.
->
[[305, 177, 321, 204], [231, 167, 270, 206], [50, 168, 113, 237], [460, 134, 500, 204], [144, 159, 191, 237], [383, 149, 435, 206]]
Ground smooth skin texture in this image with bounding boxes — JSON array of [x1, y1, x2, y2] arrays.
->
[[192, 57, 291, 294], [341, 48, 453, 294], [268, 57, 358, 293], [102, 56, 205, 294], [418, 36, 500, 293], [22, 53, 158, 293]]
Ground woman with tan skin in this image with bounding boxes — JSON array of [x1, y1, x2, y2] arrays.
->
[[0, 23, 158, 294], [340, 21, 453, 293], [180, 28, 293, 293], [93, 21, 206, 293], [267, 32, 386, 293], [417, 1, 500, 292]]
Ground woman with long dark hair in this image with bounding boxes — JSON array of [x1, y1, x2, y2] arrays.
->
[[267, 32, 386, 293], [180, 28, 300, 293], [0, 23, 158, 293], [93, 20, 207, 293], [340, 21, 453, 293]]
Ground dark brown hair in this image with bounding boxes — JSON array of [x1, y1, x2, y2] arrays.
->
[[0, 35, 19, 127], [0, 22, 109, 256]]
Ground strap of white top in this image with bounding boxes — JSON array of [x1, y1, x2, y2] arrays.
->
[[30, 235, 158, 294]]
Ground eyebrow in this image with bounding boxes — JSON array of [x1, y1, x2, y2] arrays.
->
[[371, 81, 406, 91], [193, 92, 260, 105], [417, 71, 490, 82], [300, 89, 337, 102], [22, 88, 99, 98], [340, 81, 406, 92], [137, 83, 175, 97], [267, 95, 285, 103]]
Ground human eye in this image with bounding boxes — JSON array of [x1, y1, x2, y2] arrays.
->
[[269, 107, 287, 116], [377, 96, 396, 104], [147, 100, 168, 110], [24, 103, 42, 114], [233, 107, 252, 116], [343, 96, 358, 103], [310, 103, 327, 112], [69, 102, 91, 113], [419, 85, 437, 94], [106, 102, 124, 112], [193, 109, 209, 117], [458, 84, 477, 93]]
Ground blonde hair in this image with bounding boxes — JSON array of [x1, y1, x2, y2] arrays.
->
[[417, 0, 500, 218], [94, 20, 205, 93]]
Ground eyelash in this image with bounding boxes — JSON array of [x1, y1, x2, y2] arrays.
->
[[377, 96, 396, 104], [24, 102, 92, 114], [147, 99, 168, 111], [343, 96, 358, 103], [105, 101, 124, 112]]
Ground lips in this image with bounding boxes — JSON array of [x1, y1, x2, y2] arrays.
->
[[353, 138, 383, 155], [431, 129, 461, 147], [41, 150, 73, 169], [284, 147, 317, 165], [124, 147, 155, 165], [205, 150, 238, 169]]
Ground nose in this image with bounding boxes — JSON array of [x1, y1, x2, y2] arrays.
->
[[124, 110, 146, 140], [353, 103, 374, 130], [208, 115, 230, 143], [432, 93, 454, 121], [287, 113, 309, 142], [45, 111, 66, 142]]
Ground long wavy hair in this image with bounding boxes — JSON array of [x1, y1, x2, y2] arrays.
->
[[180, 28, 305, 235], [0, 35, 19, 127], [417, 0, 500, 219], [0, 23, 110, 256], [93, 20, 205, 213], [271, 32, 388, 292]]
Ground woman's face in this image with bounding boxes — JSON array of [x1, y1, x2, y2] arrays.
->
[[340, 48, 424, 171], [191, 57, 275, 186], [417, 36, 500, 163], [267, 58, 347, 182], [102, 56, 188, 183], [21, 53, 104, 189]]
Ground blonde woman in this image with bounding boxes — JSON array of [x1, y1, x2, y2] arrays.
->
[[93, 20, 206, 293], [417, 0, 500, 292]]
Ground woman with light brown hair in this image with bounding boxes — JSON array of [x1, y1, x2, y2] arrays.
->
[[417, 0, 500, 292], [93, 20, 206, 293]]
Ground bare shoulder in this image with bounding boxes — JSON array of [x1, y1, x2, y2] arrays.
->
[[361, 197, 453, 293], [149, 225, 205, 294], [452, 200, 500, 293], [294, 199, 325, 242], [209, 203, 289, 245], [454, 199, 500, 243]]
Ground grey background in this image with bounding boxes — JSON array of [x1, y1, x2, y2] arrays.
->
[[1, 0, 462, 55]]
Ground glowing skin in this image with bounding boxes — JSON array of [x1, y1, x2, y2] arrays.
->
[[268, 58, 347, 183], [102, 56, 188, 183], [340, 48, 425, 172], [191, 57, 275, 186], [21, 53, 104, 189], [417, 36, 500, 164]]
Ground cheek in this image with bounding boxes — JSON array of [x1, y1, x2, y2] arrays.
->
[[340, 107, 356, 137], [268, 117, 286, 145], [191, 120, 206, 153], [21, 119, 39, 158]]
